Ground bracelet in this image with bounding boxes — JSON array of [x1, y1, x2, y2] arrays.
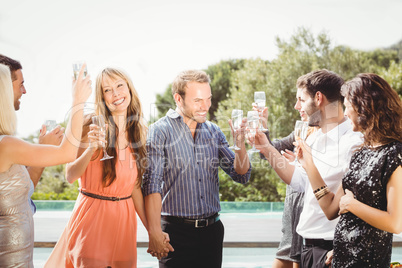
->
[[315, 186, 330, 201], [313, 185, 327, 194]]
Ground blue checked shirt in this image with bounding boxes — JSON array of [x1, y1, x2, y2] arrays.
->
[[143, 109, 251, 219]]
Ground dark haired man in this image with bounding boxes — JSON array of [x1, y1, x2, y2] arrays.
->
[[253, 69, 363, 268]]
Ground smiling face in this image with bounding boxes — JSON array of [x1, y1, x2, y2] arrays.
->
[[102, 75, 131, 116], [177, 81, 212, 124], [12, 69, 26, 110], [294, 88, 308, 122], [344, 97, 360, 132]]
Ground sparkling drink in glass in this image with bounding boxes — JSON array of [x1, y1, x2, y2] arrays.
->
[[72, 61, 88, 80], [91, 115, 114, 161], [254, 91, 268, 132], [44, 120, 57, 133], [247, 111, 260, 153], [229, 109, 243, 150], [291, 120, 308, 164]]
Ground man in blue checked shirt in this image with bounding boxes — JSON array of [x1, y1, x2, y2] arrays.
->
[[143, 69, 251, 268]]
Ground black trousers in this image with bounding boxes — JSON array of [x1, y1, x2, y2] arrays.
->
[[159, 218, 224, 268], [300, 240, 333, 268]]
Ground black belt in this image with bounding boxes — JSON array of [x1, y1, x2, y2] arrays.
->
[[80, 190, 131, 202], [161, 213, 220, 228], [304, 238, 333, 248]]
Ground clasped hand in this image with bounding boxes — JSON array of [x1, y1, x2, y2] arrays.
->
[[147, 231, 174, 260]]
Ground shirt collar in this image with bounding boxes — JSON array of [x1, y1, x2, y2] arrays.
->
[[320, 117, 353, 142], [167, 108, 181, 119]]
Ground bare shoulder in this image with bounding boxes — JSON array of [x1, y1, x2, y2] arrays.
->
[[0, 136, 29, 172]]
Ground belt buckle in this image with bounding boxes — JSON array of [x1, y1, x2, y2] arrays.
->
[[111, 196, 120, 201], [195, 219, 207, 228]]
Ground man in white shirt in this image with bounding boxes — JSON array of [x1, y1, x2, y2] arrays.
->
[[253, 69, 362, 268]]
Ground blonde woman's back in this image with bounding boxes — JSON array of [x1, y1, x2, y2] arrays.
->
[[0, 135, 34, 267]]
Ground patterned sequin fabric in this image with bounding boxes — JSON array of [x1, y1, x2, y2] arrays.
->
[[333, 141, 402, 268], [0, 163, 34, 267]]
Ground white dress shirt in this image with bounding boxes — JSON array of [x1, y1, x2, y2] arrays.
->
[[290, 118, 363, 240]]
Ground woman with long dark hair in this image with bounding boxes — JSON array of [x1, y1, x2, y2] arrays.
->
[[298, 73, 402, 267]]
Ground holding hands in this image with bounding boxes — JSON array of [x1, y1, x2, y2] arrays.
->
[[147, 231, 174, 259]]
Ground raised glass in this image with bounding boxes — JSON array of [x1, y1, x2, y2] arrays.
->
[[254, 91, 268, 132], [229, 109, 243, 150], [247, 111, 260, 154], [91, 115, 114, 161]]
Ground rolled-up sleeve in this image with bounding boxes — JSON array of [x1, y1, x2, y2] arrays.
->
[[289, 165, 308, 192], [217, 128, 251, 184], [142, 124, 166, 197]]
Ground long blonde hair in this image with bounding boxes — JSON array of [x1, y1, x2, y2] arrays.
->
[[94, 67, 148, 187], [0, 64, 17, 135]]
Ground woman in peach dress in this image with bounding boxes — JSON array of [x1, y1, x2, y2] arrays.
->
[[45, 67, 149, 267]]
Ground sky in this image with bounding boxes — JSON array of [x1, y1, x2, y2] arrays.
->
[[1, 0, 401, 138]]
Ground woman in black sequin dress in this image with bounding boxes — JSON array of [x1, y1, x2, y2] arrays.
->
[[298, 73, 402, 267]]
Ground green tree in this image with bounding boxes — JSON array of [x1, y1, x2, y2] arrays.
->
[[216, 27, 400, 201], [378, 61, 402, 97]]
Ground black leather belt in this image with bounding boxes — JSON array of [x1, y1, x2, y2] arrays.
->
[[304, 238, 333, 248], [80, 190, 131, 202], [161, 213, 220, 228]]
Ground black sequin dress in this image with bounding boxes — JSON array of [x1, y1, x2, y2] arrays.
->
[[333, 141, 402, 268]]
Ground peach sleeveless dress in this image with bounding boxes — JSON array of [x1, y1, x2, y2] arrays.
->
[[45, 147, 138, 267]]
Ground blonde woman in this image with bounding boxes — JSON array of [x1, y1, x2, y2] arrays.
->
[[0, 63, 91, 267], [45, 67, 164, 267]]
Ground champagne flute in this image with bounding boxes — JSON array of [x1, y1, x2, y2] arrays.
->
[[91, 115, 114, 161], [254, 91, 268, 132], [229, 109, 243, 150], [44, 120, 57, 133], [247, 111, 260, 154], [72, 61, 88, 80], [291, 120, 308, 164]]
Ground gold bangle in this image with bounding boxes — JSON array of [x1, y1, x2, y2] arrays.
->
[[313, 185, 327, 194], [315, 187, 330, 201]]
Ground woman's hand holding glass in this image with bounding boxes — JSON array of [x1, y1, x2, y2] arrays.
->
[[252, 103, 269, 131], [91, 115, 114, 161], [253, 91, 268, 132], [87, 124, 107, 151]]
